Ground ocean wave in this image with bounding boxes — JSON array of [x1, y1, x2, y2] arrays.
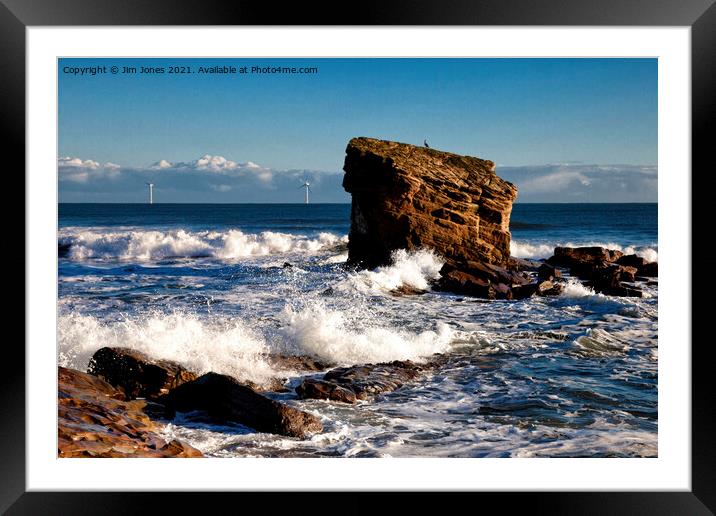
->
[[58, 228, 348, 262], [571, 328, 630, 357], [278, 302, 453, 364], [510, 240, 658, 262], [338, 248, 444, 294], [58, 303, 455, 381], [57, 311, 277, 386]]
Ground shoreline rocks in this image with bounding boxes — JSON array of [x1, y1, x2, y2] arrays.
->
[[58, 367, 202, 458], [89, 348, 325, 437], [296, 360, 430, 403], [546, 246, 657, 297]]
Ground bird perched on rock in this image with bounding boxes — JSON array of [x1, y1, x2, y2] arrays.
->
[[424, 139, 430, 148]]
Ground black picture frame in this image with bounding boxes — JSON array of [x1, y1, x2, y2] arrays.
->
[[4, 0, 714, 513]]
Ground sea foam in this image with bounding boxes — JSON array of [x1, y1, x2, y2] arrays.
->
[[58, 302, 456, 382], [278, 302, 453, 364], [339, 248, 444, 294], [58, 228, 347, 262]]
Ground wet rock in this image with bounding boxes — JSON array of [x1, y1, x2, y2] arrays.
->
[[548, 246, 623, 267], [390, 284, 428, 296], [615, 255, 658, 278], [297, 360, 427, 403], [88, 347, 198, 400], [546, 247, 644, 297], [58, 367, 202, 458], [537, 263, 561, 281], [165, 373, 323, 438], [242, 377, 290, 393], [265, 354, 329, 373], [296, 379, 357, 404], [508, 257, 542, 271], [589, 265, 643, 297], [641, 261, 658, 277], [536, 280, 564, 296], [435, 262, 532, 299], [616, 254, 648, 269], [434, 268, 497, 298]]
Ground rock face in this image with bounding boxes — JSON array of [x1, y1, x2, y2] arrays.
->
[[165, 373, 323, 438], [88, 347, 198, 399], [58, 367, 202, 458], [296, 360, 427, 403], [342, 137, 517, 271]]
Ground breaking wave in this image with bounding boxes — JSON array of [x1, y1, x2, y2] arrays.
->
[[278, 302, 453, 364], [339, 249, 444, 294], [58, 302, 455, 382], [58, 228, 348, 262]]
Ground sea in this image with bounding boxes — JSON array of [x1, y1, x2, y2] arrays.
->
[[57, 203, 658, 458]]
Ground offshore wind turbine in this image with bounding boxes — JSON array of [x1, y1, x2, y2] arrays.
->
[[146, 182, 154, 204], [299, 180, 311, 204]]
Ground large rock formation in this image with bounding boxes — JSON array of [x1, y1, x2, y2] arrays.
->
[[342, 138, 535, 298], [342, 137, 517, 271]]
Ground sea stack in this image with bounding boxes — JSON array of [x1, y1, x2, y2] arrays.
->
[[342, 137, 527, 298]]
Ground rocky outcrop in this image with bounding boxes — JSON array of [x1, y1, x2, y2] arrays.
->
[[546, 246, 656, 297], [58, 367, 202, 458], [296, 360, 428, 403], [342, 138, 517, 272], [88, 347, 198, 400], [165, 373, 323, 438]]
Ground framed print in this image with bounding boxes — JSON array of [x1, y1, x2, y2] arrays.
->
[[4, 0, 715, 513]]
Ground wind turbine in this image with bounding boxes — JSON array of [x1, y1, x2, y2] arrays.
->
[[146, 183, 154, 204], [299, 180, 311, 204]]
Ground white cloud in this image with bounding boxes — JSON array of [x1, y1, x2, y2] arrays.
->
[[58, 156, 101, 169], [57, 153, 347, 203], [150, 159, 173, 170], [58, 156, 122, 183]]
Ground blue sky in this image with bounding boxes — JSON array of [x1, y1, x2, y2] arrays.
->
[[58, 58, 657, 203]]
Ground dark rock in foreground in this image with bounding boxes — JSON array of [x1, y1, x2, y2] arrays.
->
[[296, 360, 428, 403], [166, 373, 323, 438], [88, 347, 198, 400], [58, 367, 202, 458]]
